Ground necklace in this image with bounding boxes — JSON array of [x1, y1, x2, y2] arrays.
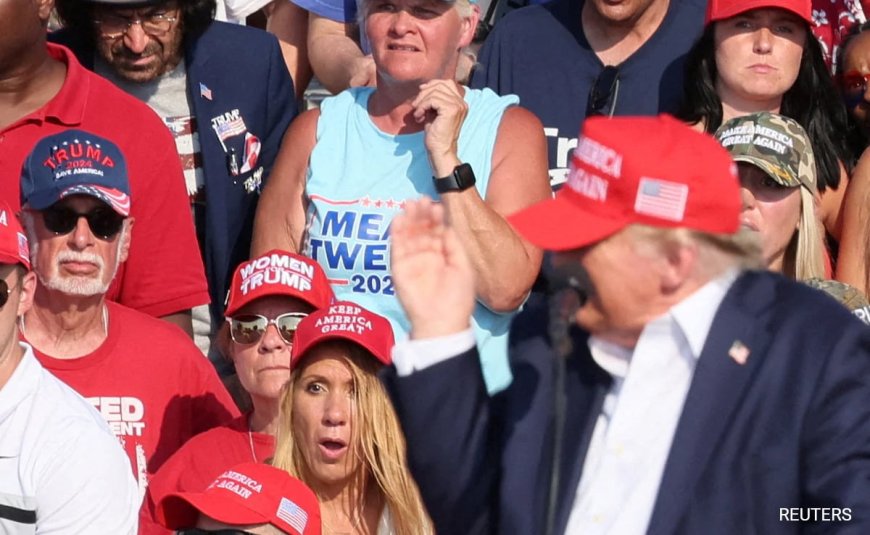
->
[[247, 416, 257, 463], [20, 304, 109, 336]]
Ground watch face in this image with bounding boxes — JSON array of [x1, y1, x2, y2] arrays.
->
[[435, 163, 476, 193], [456, 163, 475, 189]]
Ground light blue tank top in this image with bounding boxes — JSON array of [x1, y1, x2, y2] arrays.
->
[[303, 86, 519, 393]]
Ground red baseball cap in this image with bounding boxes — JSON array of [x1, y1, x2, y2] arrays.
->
[[508, 115, 741, 251], [156, 462, 321, 535], [0, 203, 30, 270], [225, 250, 334, 317], [290, 301, 395, 368], [705, 0, 812, 24]]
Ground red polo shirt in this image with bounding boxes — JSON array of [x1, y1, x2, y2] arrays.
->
[[0, 44, 209, 317]]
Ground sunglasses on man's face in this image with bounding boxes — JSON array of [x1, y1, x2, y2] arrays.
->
[[41, 204, 125, 240], [587, 65, 620, 117], [228, 312, 308, 345]]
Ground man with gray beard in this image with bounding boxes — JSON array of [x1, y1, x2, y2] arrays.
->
[[17, 129, 240, 528]]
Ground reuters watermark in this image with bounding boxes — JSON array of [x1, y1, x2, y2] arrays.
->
[[779, 508, 852, 522]]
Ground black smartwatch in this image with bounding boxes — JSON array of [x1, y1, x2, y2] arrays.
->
[[434, 163, 476, 194]]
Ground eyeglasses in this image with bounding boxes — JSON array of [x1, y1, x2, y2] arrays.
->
[[587, 65, 620, 117], [175, 529, 258, 534], [93, 12, 178, 39], [40, 205, 126, 240], [228, 312, 308, 345], [841, 70, 870, 99]]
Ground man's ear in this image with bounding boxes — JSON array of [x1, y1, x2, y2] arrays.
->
[[458, 5, 481, 49], [37, 0, 56, 23], [119, 218, 135, 263], [16, 270, 37, 318], [660, 241, 698, 294]]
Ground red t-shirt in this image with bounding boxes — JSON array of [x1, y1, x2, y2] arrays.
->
[[29, 302, 240, 502], [139, 414, 276, 534], [0, 44, 209, 317]]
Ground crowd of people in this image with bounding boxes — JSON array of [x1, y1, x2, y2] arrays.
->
[[0, 0, 869, 533]]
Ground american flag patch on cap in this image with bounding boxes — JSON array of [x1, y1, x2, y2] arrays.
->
[[276, 497, 308, 534], [634, 177, 689, 221], [17, 232, 29, 262]]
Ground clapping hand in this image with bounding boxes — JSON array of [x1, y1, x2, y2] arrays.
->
[[391, 198, 476, 339]]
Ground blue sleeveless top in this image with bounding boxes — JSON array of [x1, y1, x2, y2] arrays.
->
[[303, 86, 519, 393]]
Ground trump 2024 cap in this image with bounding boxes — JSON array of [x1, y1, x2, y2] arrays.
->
[[20, 129, 131, 216]]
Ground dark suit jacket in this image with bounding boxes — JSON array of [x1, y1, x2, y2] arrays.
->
[[384, 271, 870, 534], [51, 22, 297, 323]]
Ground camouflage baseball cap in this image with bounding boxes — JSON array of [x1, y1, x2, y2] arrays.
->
[[714, 112, 816, 193], [804, 278, 870, 325]]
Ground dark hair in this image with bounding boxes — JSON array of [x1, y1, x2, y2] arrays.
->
[[677, 22, 854, 190], [837, 21, 870, 158], [55, 0, 217, 49]]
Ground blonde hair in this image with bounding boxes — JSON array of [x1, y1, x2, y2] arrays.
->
[[786, 186, 826, 281], [273, 342, 431, 535]]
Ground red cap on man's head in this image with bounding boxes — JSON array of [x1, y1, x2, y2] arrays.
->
[[225, 250, 334, 317], [291, 302, 394, 368], [0, 203, 30, 270], [156, 462, 321, 535], [705, 0, 812, 24], [507, 115, 741, 251]]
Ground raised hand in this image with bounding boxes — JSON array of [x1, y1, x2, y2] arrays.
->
[[391, 198, 476, 339]]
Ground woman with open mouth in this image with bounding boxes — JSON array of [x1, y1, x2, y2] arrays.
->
[[273, 301, 431, 535]]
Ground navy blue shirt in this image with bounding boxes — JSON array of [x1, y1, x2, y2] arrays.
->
[[471, 0, 706, 188]]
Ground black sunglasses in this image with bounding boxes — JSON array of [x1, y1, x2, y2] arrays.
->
[[0, 279, 15, 309], [176, 529, 257, 535], [228, 312, 308, 345], [41, 204, 125, 240], [587, 65, 620, 117]]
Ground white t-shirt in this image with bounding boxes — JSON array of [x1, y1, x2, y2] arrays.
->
[[0, 343, 139, 534]]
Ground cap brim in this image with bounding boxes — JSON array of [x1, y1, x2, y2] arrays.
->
[[292, 334, 390, 368], [158, 493, 270, 530], [60, 185, 131, 216], [507, 195, 626, 252], [0, 253, 28, 269], [225, 287, 324, 318], [708, 2, 812, 24]]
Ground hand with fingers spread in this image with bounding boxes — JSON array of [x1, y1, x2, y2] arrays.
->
[[391, 197, 476, 339], [412, 80, 469, 174]]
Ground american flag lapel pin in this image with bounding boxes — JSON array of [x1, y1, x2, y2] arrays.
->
[[199, 82, 213, 101], [728, 340, 750, 365]]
